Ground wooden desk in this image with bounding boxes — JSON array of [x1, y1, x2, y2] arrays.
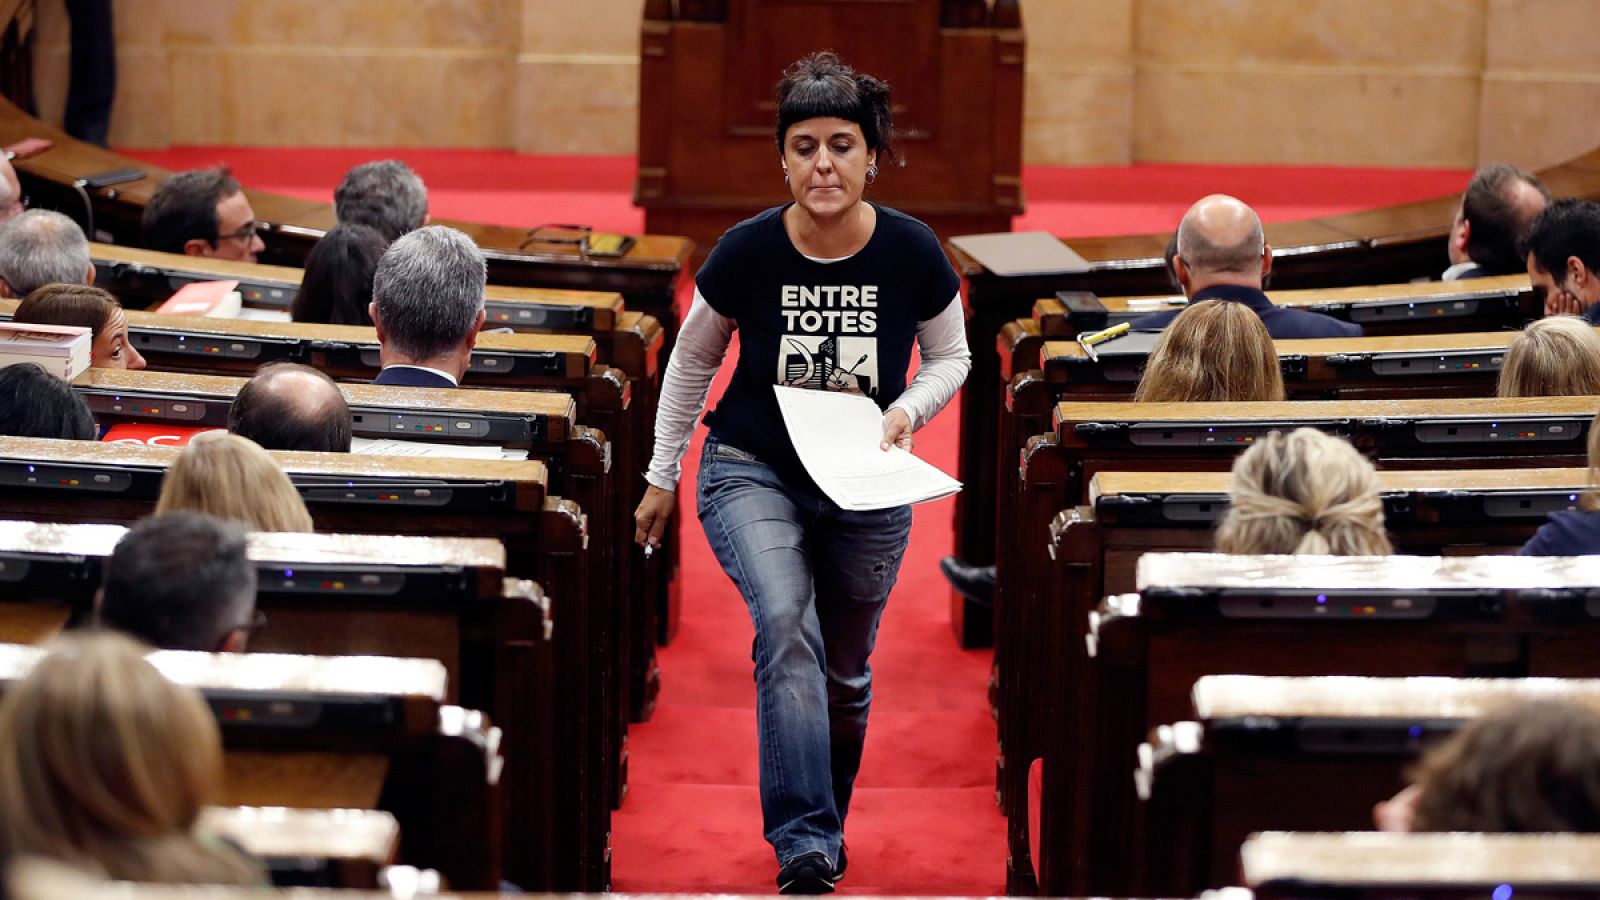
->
[[1242, 832, 1600, 899], [0, 438, 606, 889], [0, 643, 499, 889], [1142, 675, 1600, 893], [0, 96, 692, 331], [1035, 274, 1535, 339], [201, 806, 400, 889]]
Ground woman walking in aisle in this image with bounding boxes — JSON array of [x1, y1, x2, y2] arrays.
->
[[633, 51, 970, 894]]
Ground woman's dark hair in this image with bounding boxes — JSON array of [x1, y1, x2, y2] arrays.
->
[[289, 223, 386, 326], [0, 363, 96, 440], [775, 51, 896, 166], [13, 283, 119, 339], [1411, 700, 1600, 832]]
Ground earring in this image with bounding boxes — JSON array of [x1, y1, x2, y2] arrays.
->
[[782, 169, 789, 185], [866, 165, 878, 185]]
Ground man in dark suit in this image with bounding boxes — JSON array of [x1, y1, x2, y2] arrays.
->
[[1443, 163, 1551, 281], [1127, 193, 1363, 339], [367, 225, 488, 388]]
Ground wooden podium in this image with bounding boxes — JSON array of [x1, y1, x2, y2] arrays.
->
[[636, 0, 1024, 258]]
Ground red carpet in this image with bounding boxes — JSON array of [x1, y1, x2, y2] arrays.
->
[[121, 147, 1470, 893]]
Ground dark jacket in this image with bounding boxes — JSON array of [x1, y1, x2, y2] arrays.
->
[[1129, 284, 1364, 340], [373, 366, 458, 388], [1583, 302, 1600, 326], [1520, 509, 1600, 556]]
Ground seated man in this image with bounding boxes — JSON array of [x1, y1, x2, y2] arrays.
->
[[1128, 194, 1362, 339], [140, 166, 265, 264], [368, 225, 487, 388], [335, 160, 429, 243], [1523, 198, 1600, 322], [944, 196, 1363, 603], [0, 209, 95, 297], [96, 511, 260, 652], [227, 362, 353, 453], [1443, 163, 1551, 280]]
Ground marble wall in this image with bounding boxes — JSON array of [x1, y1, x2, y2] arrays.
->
[[28, 0, 1600, 169]]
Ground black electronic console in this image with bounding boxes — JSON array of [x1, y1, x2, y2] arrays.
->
[[320, 345, 567, 379], [91, 257, 297, 311], [203, 688, 412, 749], [1073, 419, 1350, 448], [1364, 414, 1589, 450], [0, 550, 100, 603], [254, 562, 479, 606], [0, 458, 159, 498], [76, 386, 230, 427], [1139, 586, 1504, 622], [484, 298, 595, 331], [1206, 714, 1464, 757], [1325, 348, 1505, 379], [348, 409, 546, 447], [289, 475, 515, 513], [1420, 488, 1582, 522], [130, 326, 304, 363]]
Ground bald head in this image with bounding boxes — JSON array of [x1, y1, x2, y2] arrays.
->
[[227, 363, 352, 453], [1174, 194, 1269, 293], [1452, 163, 1553, 273]]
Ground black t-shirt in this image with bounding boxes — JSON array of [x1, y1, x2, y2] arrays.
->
[[698, 203, 959, 494]]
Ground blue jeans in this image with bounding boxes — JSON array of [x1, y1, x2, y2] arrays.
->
[[697, 436, 914, 865]]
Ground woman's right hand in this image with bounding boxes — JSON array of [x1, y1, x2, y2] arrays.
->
[[635, 484, 676, 549]]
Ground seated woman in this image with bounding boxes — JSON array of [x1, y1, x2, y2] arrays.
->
[[0, 632, 263, 885], [1497, 315, 1600, 397], [0, 363, 96, 439], [1133, 298, 1286, 402], [1376, 699, 1600, 832], [155, 431, 314, 532], [288, 223, 386, 326], [1521, 409, 1600, 555], [12, 284, 145, 371], [1215, 427, 1393, 555]]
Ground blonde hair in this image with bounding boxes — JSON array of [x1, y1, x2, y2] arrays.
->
[[1133, 299, 1286, 402], [1497, 316, 1600, 398], [1215, 427, 1393, 555], [1583, 409, 1600, 513], [156, 432, 313, 532], [0, 632, 262, 885]]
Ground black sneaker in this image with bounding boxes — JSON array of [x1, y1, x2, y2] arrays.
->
[[777, 851, 836, 894], [833, 842, 847, 882]]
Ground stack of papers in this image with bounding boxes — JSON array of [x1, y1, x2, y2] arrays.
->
[[0, 321, 92, 379], [774, 385, 961, 511]]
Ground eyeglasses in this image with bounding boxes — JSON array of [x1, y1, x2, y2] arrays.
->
[[217, 220, 264, 243]]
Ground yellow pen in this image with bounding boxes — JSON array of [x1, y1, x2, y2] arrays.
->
[[1079, 322, 1131, 346]]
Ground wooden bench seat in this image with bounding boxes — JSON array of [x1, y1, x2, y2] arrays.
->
[[0, 438, 605, 890], [1145, 675, 1600, 893], [66, 365, 640, 823], [1241, 831, 1600, 898], [1006, 465, 1591, 896], [994, 398, 1597, 863], [1072, 553, 1600, 894], [0, 95, 690, 333], [0, 643, 499, 889]]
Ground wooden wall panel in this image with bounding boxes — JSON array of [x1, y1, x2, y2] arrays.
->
[[23, 0, 1600, 170]]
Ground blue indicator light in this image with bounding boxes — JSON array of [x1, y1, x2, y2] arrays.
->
[[1409, 725, 1423, 738], [1316, 594, 1327, 604], [283, 569, 293, 578], [1493, 884, 1513, 900]]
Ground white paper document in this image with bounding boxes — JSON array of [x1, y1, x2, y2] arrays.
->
[[352, 437, 529, 461], [773, 385, 961, 511]]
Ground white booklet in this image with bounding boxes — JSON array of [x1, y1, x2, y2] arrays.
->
[[773, 385, 961, 511]]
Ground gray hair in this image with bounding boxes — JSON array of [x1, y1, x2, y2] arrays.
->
[[1176, 207, 1266, 275], [335, 160, 428, 242], [371, 225, 486, 361], [0, 210, 91, 295]]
